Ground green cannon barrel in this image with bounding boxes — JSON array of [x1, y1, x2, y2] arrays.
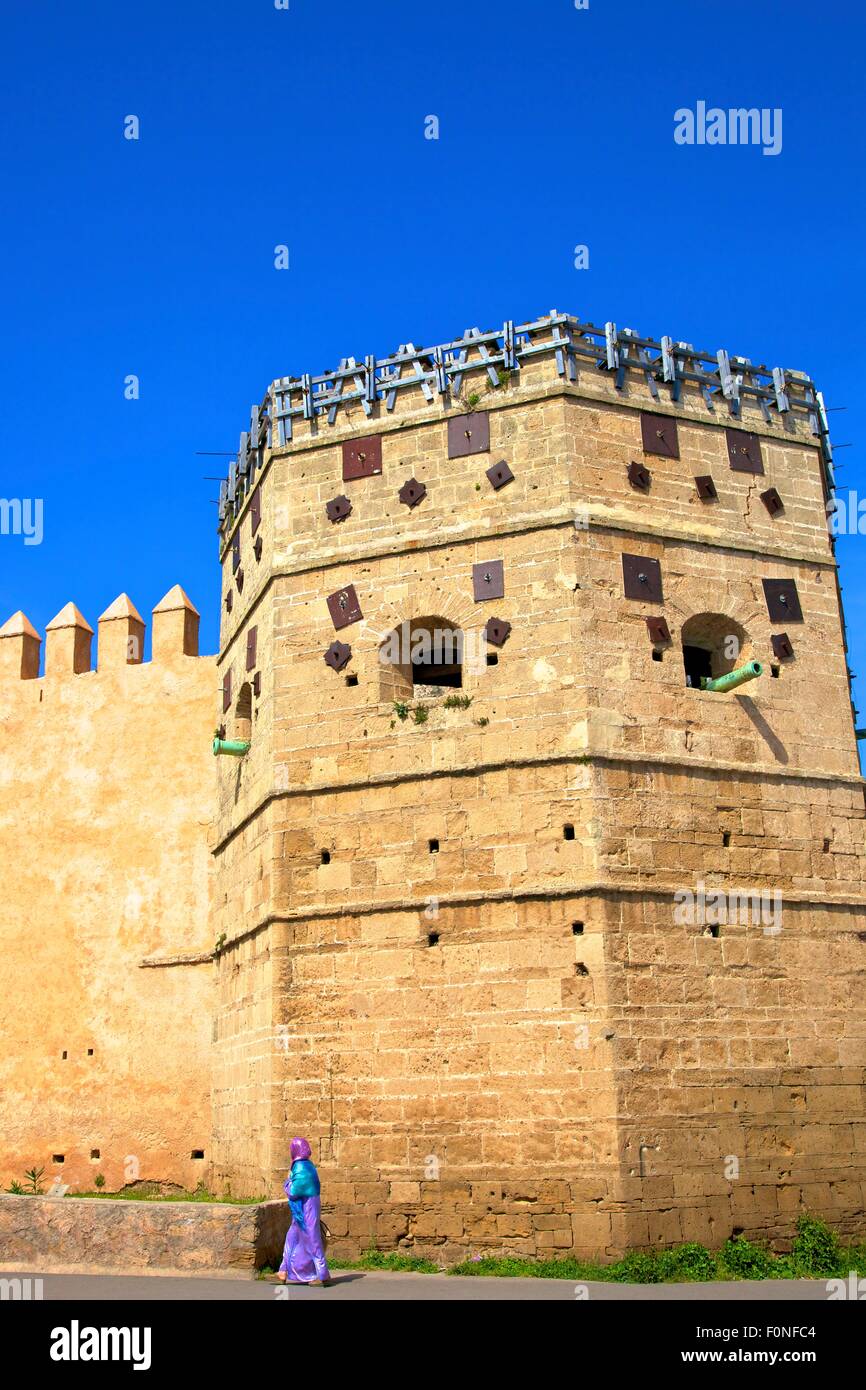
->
[[212, 738, 251, 757], [701, 661, 764, 693]]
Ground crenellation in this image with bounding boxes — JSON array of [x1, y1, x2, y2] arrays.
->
[[152, 584, 200, 660], [0, 610, 41, 679], [97, 593, 145, 668], [44, 602, 93, 677]]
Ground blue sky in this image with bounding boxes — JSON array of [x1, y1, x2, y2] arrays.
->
[[0, 0, 863, 749]]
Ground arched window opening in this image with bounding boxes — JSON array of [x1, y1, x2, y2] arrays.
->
[[681, 613, 751, 690], [233, 681, 253, 742], [379, 616, 464, 702]]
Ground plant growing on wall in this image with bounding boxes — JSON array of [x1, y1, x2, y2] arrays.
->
[[24, 1166, 45, 1195], [452, 366, 515, 414]]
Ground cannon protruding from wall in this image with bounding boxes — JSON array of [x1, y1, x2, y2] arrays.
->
[[701, 660, 764, 693]]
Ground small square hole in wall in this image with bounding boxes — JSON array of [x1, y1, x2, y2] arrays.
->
[[722, 831, 731, 847], [572, 922, 584, 935], [61, 1051, 67, 1060], [320, 850, 331, 865], [345, 674, 358, 687], [563, 824, 575, 840], [704, 924, 720, 939], [428, 932, 440, 947], [429, 839, 440, 853], [52, 1154, 65, 1164], [823, 838, 831, 852], [652, 650, 663, 662], [191, 1150, 205, 1160], [771, 665, 780, 678], [487, 652, 498, 667], [87, 1048, 94, 1056], [90, 1149, 100, 1161]]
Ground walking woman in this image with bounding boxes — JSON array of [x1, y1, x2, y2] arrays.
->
[[277, 1137, 331, 1286]]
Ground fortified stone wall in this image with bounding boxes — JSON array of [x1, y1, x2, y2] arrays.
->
[[210, 313, 866, 1259], [0, 587, 216, 1195], [2, 310, 862, 1265]]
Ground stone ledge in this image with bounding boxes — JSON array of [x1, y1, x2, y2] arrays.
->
[[0, 1194, 290, 1277]]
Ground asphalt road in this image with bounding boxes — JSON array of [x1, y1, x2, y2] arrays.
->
[[4, 1271, 837, 1301]]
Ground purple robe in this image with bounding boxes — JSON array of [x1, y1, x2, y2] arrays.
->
[[279, 1177, 331, 1283]]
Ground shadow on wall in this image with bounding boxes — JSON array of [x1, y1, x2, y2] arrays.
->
[[737, 695, 789, 764]]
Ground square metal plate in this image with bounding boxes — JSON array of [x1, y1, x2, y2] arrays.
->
[[342, 435, 382, 481], [486, 460, 514, 490], [640, 413, 679, 459], [760, 487, 784, 516], [628, 461, 651, 491], [771, 632, 794, 660], [472, 559, 504, 601], [622, 553, 663, 603], [485, 616, 512, 646], [399, 478, 427, 508], [695, 475, 718, 501], [324, 640, 352, 672], [646, 616, 671, 644], [726, 428, 764, 474], [448, 411, 490, 458], [762, 578, 803, 623], [327, 584, 363, 630], [326, 495, 353, 523]]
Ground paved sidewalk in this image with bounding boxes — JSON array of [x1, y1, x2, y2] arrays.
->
[[5, 1270, 835, 1301]]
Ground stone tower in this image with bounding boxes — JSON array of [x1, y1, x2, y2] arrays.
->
[[211, 313, 865, 1260]]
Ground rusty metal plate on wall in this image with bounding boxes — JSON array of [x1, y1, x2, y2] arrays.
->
[[246, 625, 257, 671], [762, 578, 803, 623], [254, 534, 263, 562], [760, 487, 784, 517], [472, 559, 504, 602], [448, 411, 490, 458], [485, 616, 512, 646], [324, 640, 352, 672], [771, 632, 794, 660], [231, 532, 241, 573], [398, 478, 427, 508], [640, 413, 679, 459], [646, 616, 671, 644], [726, 428, 764, 474], [225, 590, 233, 613], [326, 494, 353, 523], [253, 671, 261, 698], [628, 461, 651, 491], [222, 669, 232, 713], [250, 485, 261, 535], [342, 434, 382, 481], [695, 475, 718, 501], [622, 553, 663, 603], [486, 460, 514, 490], [235, 567, 244, 592], [327, 584, 363, 629]]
